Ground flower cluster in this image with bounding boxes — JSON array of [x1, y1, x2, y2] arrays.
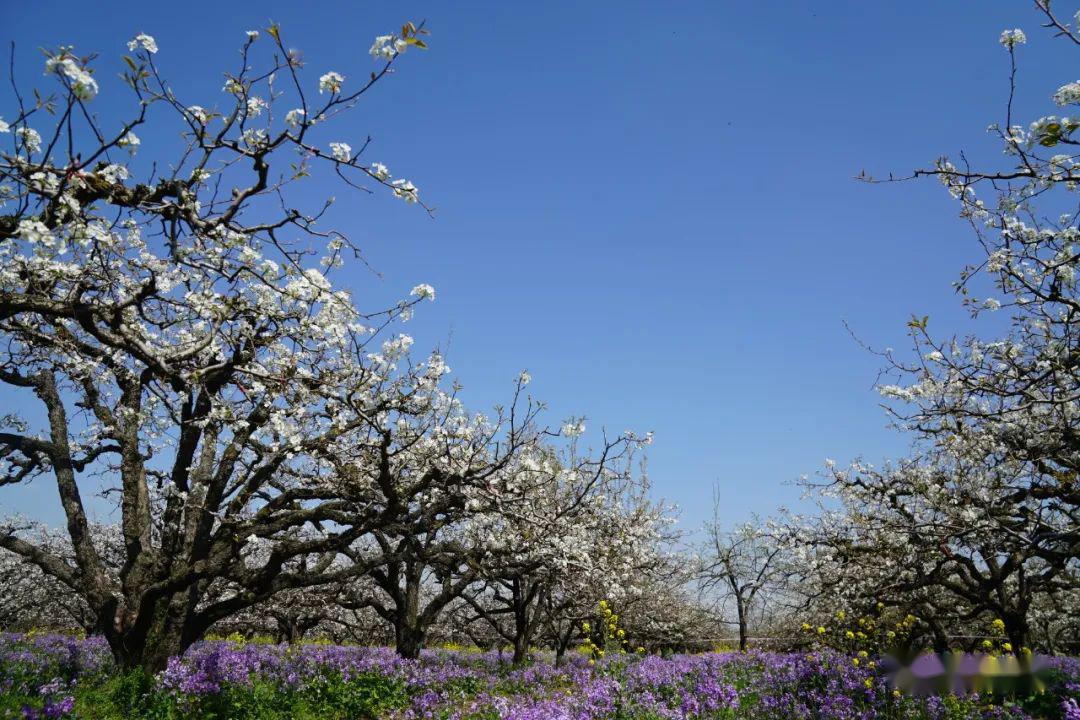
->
[[5, 634, 1072, 719]]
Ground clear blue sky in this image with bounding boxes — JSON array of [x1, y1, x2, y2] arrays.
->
[[0, 1, 1069, 532]]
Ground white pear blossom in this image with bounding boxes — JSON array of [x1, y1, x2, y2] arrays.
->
[[999, 28, 1026, 48], [98, 164, 130, 183], [318, 71, 344, 94], [16, 219, 54, 245], [369, 34, 408, 60], [0, 118, 8, 133], [246, 96, 268, 117], [44, 54, 98, 100], [127, 33, 158, 54], [1053, 81, 1080, 106], [329, 142, 352, 162], [241, 128, 268, 148], [15, 127, 41, 154], [410, 283, 435, 301], [390, 178, 418, 203], [245, 30, 259, 41], [370, 162, 390, 180], [518, 370, 531, 386], [284, 108, 305, 128], [562, 420, 586, 437], [117, 131, 140, 155], [186, 105, 208, 124]]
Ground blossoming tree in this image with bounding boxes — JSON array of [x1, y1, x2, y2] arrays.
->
[[869, 3, 1080, 604], [0, 23, 437, 671]]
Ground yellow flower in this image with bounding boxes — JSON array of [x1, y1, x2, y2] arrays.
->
[[845, 631, 856, 640], [582, 622, 590, 633], [990, 618, 1006, 636], [817, 626, 826, 635], [867, 661, 876, 669], [982, 640, 993, 650], [836, 611, 846, 620], [852, 658, 860, 667], [1002, 643, 1013, 653], [858, 650, 868, 658], [893, 690, 902, 699], [864, 678, 873, 689], [801, 623, 812, 632]]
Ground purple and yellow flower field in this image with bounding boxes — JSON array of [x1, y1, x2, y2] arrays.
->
[[2, 633, 1079, 719]]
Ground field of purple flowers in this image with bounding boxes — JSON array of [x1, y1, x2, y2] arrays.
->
[[1, 633, 1079, 720]]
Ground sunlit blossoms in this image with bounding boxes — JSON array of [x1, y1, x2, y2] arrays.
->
[[999, 28, 1026, 47], [44, 51, 98, 100], [390, 178, 419, 203], [15, 127, 41, 153], [370, 161, 390, 180], [562, 420, 587, 437], [126, 32, 158, 53], [370, 34, 408, 60], [410, 283, 436, 301], [284, 108, 305, 127], [116, 131, 140, 154], [318, 70, 344, 94], [328, 142, 352, 162], [1054, 80, 1080, 106]]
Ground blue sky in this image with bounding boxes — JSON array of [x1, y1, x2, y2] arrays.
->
[[0, 2, 1069, 533]]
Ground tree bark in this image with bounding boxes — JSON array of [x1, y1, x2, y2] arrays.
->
[[737, 602, 748, 653]]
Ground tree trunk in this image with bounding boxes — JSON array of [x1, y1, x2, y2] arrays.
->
[[512, 631, 529, 665], [395, 569, 426, 659], [736, 596, 748, 652], [1003, 612, 1030, 653], [396, 622, 426, 659], [107, 613, 186, 673], [511, 579, 532, 665], [103, 590, 202, 673], [554, 626, 574, 667]]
